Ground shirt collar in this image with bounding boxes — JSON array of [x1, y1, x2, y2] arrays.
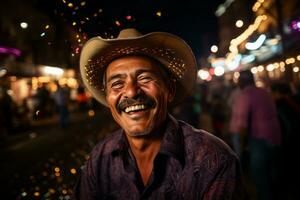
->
[[111, 114, 185, 166], [159, 114, 185, 166]]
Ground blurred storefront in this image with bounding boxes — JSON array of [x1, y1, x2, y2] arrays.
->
[[2, 61, 78, 105], [205, 0, 300, 86], [0, 57, 83, 131]]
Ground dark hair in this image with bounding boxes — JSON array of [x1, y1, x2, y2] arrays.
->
[[238, 70, 254, 88]]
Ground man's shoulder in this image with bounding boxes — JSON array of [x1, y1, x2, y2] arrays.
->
[[179, 121, 237, 163]]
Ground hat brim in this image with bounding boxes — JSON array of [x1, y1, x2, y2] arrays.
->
[[80, 32, 197, 107]]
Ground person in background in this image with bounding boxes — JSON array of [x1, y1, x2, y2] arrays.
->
[[73, 28, 247, 199], [229, 70, 281, 200], [35, 83, 50, 118], [76, 86, 88, 111], [52, 82, 69, 128], [0, 86, 14, 138], [271, 82, 300, 198]]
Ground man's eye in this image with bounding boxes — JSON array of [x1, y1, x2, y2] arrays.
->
[[111, 81, 124, 89], [138, 76, 152, 83]]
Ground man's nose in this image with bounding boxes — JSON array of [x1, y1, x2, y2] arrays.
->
[[124, 81, 141, 99]]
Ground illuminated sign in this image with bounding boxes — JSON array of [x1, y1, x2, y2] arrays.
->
[[0, 46, 21, 57]]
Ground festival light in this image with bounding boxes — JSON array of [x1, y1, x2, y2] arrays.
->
[[291, 17, 300, 32], [245, 34, 266, 50], [42, 66, 64, 76], [251, 67, 258, 74], [215, 0, 235, 17], [198, 69, 210, 80], [0, 46, 21, 57], [293, 67, 299, 73], [115, 21, 121, 26], [214, 66, 225, 76], [210, 45, 218, 53], [126, 15, 132, 20], [266, 64, 275, 71], [20, 22, 28, 29], [0, 67, 7, 77], [229, 15, 267, 54], [235, 20, 243, 28]]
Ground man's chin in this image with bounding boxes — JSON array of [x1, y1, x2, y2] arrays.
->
[[126, 125, 154, 137]]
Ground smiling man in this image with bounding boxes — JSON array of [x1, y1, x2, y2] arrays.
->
[[73, 29, 247, 200]]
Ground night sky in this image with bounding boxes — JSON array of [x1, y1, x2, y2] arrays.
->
[[36, 0, 224, 58]]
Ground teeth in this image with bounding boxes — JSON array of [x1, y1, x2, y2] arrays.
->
[[124, 104, 145, 113]]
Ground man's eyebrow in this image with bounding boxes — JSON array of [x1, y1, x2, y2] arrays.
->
[[135, 69, 158, 76]]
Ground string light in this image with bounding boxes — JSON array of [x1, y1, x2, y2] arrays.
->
[[156, 11, 162, 17], [229, 15, 267, 54], [235, 20, 244, 28], [293, 67, 299, 73], [33, 192, 40, 197], [126, 15, 132, 20], [20, 22, 28, 29], [68, 3, 73, 8], [115, 20, 121, 26], [252, 0, 266, 12], [210, 45, 218, 53], [70, 168, 77, 174], [251, 67, 258, 74]]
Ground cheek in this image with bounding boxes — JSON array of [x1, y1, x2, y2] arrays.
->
[[149, 86, 170, 111], [106, 94, 121, 117], [106, 91, 120, 107]]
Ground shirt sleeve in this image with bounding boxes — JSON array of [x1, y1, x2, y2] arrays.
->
[[72, 156, 98, 200], [203, 156, 248, 200]]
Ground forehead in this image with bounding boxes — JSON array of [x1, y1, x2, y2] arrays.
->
[[106, 56, 163, 76]]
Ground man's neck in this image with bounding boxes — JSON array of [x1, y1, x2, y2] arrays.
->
[[128, 136, 162, 158], [125, 123, 167, 186], [127, 136, 162, 186]]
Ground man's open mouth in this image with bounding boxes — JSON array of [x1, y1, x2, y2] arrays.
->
[[117, 95, 155, 114], [123, 103, 148, 113]]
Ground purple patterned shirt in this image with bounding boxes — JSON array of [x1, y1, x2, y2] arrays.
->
[[73, 115, 247, 200]]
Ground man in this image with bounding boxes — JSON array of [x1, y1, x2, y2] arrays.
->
[[73, 28, 246, 199], [229, 70, 281, 200]]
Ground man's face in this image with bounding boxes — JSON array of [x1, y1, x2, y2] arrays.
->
[[105, 56, 174, 137]]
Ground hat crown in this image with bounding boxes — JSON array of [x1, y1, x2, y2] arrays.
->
[[117, 28, 142, 39]]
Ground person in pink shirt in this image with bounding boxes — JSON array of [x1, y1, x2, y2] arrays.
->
[[229, 70, 281, 200]]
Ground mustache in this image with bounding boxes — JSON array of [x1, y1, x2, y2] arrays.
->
[[117, 95, 155, 113]]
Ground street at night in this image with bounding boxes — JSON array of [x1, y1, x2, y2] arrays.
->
[[0, 108, 117, 199]]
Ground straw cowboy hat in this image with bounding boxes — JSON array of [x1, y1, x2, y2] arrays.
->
[[80, 28, 197, 106]]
